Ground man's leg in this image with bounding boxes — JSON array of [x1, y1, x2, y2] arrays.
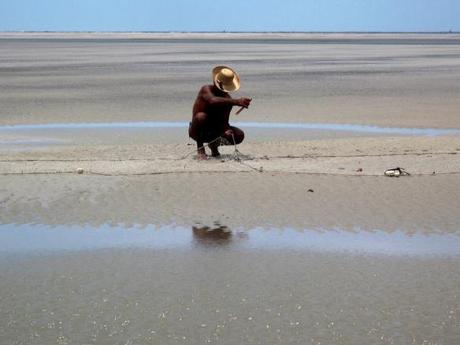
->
[[208, 140, 221, 157], [189, 112, 209, 159]]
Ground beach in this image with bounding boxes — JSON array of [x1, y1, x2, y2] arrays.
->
[[1, 33, 460, 344]]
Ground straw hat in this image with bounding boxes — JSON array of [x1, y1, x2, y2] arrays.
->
[[212, 66, 240, 92]]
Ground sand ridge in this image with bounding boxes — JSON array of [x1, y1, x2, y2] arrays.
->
[[1, 136, 460, 232], [1, 136, 459, 176]]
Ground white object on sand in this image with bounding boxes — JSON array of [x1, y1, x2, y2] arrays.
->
[[384, 167, 410, 177]]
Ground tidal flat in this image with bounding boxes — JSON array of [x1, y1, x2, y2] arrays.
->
[[1, 33, 460, 344]]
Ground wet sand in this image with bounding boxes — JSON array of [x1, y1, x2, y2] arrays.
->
[[1, 172, 460, 232], [1, 170, 460, 344], [2, 32, 460, 128], [1, 246, 459, 345], [1, 33, 460, 344]]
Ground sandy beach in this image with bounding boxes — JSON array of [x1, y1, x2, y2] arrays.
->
[[1, 33, 460, 344]]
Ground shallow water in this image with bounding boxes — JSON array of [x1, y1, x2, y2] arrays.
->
[[0, 223, 459, 344], [1, 223, 460, 257], [1, 120, 459, 136], [1, 121, 458, 149]]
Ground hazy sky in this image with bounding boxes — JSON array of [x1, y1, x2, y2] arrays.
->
[[0, 0, 458, 32]]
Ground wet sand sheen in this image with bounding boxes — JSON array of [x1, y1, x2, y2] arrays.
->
[[2, 175, 458, 344], [1, 246, 459, 344], [2, 173, 460, 232]]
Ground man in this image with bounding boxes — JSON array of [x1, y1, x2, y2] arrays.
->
[[189, 66, 252, 159]]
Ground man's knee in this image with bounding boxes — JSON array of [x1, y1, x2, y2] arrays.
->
[[230, 127, 244, 144], [235, 130, 244, 144]]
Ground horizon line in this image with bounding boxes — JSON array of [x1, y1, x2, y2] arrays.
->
[[1, 30, 459, 34]]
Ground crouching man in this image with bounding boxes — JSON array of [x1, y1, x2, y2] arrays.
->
[[189, 66, 252, 159]]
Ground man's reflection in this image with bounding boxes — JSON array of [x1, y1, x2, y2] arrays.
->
[[192, 224, 233, 247]]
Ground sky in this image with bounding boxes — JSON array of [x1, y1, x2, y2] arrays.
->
[[0, 0, 459, 32]]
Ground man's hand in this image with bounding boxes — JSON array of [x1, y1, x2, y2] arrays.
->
[[237, 97, 252, 109]]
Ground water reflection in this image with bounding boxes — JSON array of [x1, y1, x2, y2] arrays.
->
[[192, 224, 233, 247], [0, 223, 459, 256]]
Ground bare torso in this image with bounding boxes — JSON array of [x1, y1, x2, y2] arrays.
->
[[193, 84, 233, 131]]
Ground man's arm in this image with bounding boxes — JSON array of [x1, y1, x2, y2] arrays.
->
[[201, 86, 251, 108]]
